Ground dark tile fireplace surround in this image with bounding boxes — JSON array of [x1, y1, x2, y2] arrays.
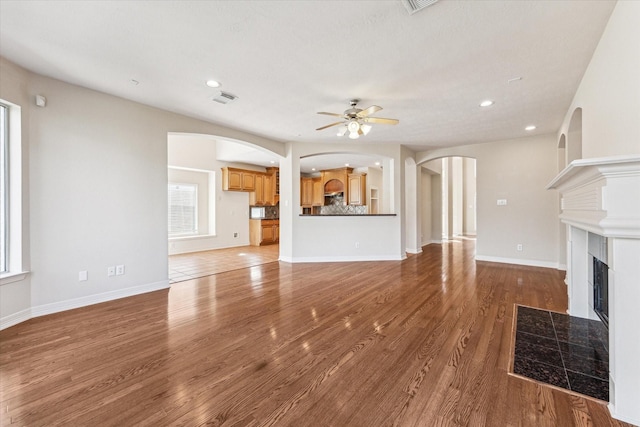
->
[[512, 305, 609, 401]]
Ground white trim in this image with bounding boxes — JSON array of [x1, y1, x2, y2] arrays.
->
[[169, 234, 218, 242], [0, 307, 31, 330], [475, 255, 559, 269], [0, 280, 169, 331], [0, 270, 29, 286], [609, 402, 640, 427], [282, 254, 406, 263], [30, 280, 169, 319], [406, 248, 423, 254]]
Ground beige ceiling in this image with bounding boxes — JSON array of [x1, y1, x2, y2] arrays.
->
[[0, 0, 615, 152]]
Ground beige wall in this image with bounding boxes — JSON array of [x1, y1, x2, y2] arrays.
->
[[560, 1, 640, 159], [416, 134, 560, 267], [0, 57, 284, 327]]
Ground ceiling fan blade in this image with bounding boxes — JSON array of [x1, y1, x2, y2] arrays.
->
[[363, 117, 399, 125], [356, 105, 382, 118], [316, 121, 345, 131], [317, 112, 344, 118]]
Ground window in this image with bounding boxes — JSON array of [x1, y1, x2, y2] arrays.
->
[[1, 103, 8, 273], [168, 183, 198, 236], [0, 98, 26, 284]]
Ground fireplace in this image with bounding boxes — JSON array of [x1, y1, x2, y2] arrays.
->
[[593, 257, 608, 328], [547, 155, 640, 425]]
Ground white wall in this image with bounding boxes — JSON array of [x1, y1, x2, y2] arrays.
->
[[560, 1, 640, 159], [280, 142, 405, 263], [0, 57, 284, 328], [420, 168, 433, 246], [463, 158, 476, 236], [416, 134, 560, 268]]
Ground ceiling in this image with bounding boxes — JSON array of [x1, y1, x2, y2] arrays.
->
[[0, 0, 615, 161]]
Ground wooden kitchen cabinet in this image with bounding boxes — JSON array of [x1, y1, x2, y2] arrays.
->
[[249, 173, 276, 206], [250, 174, 266, 205], [301, 177, 314, 207], [348, 173, 367, 205], [248, 168, 277, 205], [222, 167, 256, 191], [312, 177, 323, 206], [250, 219, 279, 246]]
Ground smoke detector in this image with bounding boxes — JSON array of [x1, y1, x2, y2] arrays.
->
[[212, 91, 238, 105], [401, 0, 439, 15]]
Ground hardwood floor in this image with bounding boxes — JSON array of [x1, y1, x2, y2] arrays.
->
[[0, 240, 631, 426], [169, 244, 280, 283]]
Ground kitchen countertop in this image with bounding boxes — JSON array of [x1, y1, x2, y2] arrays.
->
[[299, 214, 396, 217]]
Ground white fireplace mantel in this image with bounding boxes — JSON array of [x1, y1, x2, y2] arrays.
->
[[547, 154, 640, 426], [547, 155, 640, 238]]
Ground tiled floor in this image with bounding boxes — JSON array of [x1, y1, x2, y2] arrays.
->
[[512, 305, 609, 401], [168, 244, 280, 283]]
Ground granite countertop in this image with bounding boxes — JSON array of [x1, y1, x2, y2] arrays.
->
[[299, 214, 396, 217]]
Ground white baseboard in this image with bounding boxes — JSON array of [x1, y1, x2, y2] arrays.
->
[[1, 280, 169, 331], [609, 402, 640, 427], [406, 248, 423, 254], [0, 308, 32, 331], [285, 254, 406, 263], [475, 255, 560, 269]]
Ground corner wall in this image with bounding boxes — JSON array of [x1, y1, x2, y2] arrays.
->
[[560, 1, 640, 159], [416, 134, 559, 268], [0, 57, 284, 329]]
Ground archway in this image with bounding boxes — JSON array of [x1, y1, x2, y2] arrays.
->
[[567, 108, 583, 164]]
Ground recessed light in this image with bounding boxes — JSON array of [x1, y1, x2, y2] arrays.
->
[[345, 163, 350, 167], [206, 80, 221, 88], [311, 168, 316, 171], [270, 160, 275, 164], [525, 125, 536, 131], [375, 161, 381, 166], [479, 100, 494, 107]]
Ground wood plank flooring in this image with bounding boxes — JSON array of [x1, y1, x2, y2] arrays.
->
[[0, 239, 631, 426], [169, 244, 280, 283]]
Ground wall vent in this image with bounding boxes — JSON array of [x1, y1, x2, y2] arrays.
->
[[401, 0, 439, 15], [213, 91, 238, 104]]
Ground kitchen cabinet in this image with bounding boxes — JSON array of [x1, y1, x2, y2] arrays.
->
[[312, 177, 323, 206], [250, 219, 279, 246], [301, 177, 314, 206], [248, 168, 278, 205], [251, 174, 265, 205], [222, 167, 256, 191], [250, 174, 266, 205], [348, 173, 367, 205], [264, 173, 275, 205]]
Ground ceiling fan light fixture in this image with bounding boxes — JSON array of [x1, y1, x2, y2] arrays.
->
[[337, 125, 348, 137], [347, 120, 360, 133], [348, 130, 360, 140], [361, 124, 372, 135]]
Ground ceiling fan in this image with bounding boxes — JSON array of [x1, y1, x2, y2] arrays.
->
[[316, 99, 399, 139]]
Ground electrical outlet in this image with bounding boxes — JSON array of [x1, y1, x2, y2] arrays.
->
[[79, 271, 88, 281], [234, 232, 238, 238], [517, 244, 523, 251], [355, 242, 360, 249], [116, 265, 125, 275], [497, 199, 507, 206], [107, 266, 116, 277]]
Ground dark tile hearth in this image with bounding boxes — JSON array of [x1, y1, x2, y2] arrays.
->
[[512, 305, 609, 402]]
